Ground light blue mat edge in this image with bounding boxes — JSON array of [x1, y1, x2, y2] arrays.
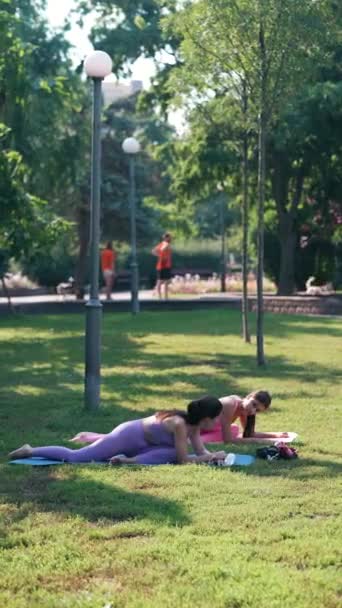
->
[[10, 457, 67, 465], [9, 454, 255, 466], [231, 454, 255, 466]]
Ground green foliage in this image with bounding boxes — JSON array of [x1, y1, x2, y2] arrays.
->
[[0, 123, 71, 261], [163, 0, 341, 293], [0, 0, 85, 266], [164, 0, 338, 122], [101, 92, 175, 244], [21, 236, 77, 288], [0, 310, 341, 607], [77, 0, 176, 75]]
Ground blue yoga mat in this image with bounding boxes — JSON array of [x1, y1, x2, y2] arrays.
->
[[10, 457, 66, 466], [9, 454, 255, 467]]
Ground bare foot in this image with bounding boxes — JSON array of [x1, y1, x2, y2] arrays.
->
[[109, 454, 136, 465], [8, 444, 32, 459], [69, 432, 89, 443]]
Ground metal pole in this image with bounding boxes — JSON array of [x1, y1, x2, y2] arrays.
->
[[220, 195, 226, 292], [129, 155, 140, 314], [84, 77, 103, 409]]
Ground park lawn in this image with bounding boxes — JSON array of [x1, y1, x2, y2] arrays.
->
[[0, 309, 341, 608]]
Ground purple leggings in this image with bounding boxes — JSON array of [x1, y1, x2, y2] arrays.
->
[[31, 420, 178, 465]]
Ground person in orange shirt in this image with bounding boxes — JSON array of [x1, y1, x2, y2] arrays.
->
[[152, 232, 172, 299], [101, 241, 116, 301]]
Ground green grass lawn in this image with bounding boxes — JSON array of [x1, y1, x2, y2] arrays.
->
[[0, 309, 341, 608]]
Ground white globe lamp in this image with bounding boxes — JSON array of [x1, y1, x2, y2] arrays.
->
[[122, 137, 141, 155], [84, 51, 112, 79]]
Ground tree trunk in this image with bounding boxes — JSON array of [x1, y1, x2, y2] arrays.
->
[[256, 22, 267, 366], [277, 214, 297, 295], [1, 276, 14, 313], [241, 80, 250, 342], [74, 202, 89, 300], [273, 161, 305, 296], [220, 194, 226, 292]]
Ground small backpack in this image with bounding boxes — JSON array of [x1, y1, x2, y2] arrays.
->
[[256, 443, 298, 461]]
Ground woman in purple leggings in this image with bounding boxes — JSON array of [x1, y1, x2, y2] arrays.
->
[[9, 396, 226, 465]]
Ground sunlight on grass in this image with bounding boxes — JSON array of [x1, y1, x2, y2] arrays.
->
[[0, 310, 341, 608], [12, 385, 48, 396]]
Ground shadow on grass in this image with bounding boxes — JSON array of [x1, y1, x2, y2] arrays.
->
[[1, 467, 190, 526], [232, 456, 342, 480], [266, 315, 342, 339]]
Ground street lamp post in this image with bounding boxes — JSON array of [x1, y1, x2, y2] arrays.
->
[[122, 137, 141, 315], [220, 195, 227, 292], [217, 183, 227, 293], [84, 50, 112, 410]]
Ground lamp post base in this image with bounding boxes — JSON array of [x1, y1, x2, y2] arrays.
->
[[84, 298, 102, 409], [131, 261, 140, 314]]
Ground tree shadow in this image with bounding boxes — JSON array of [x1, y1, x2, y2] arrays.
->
[[229, 455, 342, 480], [1, 467, 190, 527], [263, 315, 342, 339]]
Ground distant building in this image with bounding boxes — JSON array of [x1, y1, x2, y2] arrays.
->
[[102, 80, 143, 107]]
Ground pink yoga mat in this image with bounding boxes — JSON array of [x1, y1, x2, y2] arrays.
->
[[70, 429, 298, 445]]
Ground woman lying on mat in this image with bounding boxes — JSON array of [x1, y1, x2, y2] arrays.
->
[[201, 390, 291, 444], [9, 396, 226, 465], [71, 390, 291, 447]]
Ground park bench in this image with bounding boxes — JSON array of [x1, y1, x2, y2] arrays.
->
[[114, 271, 149, 291]]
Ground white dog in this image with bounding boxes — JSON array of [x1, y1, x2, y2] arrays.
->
[[56, 277, 75, 296], [305, 276, 334, 295]]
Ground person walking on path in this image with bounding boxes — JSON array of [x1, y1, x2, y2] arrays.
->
[[101, 241, 116, 301], [152, 232, 172, 300]]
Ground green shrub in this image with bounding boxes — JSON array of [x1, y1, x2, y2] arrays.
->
[[21, 241, 76, 288]]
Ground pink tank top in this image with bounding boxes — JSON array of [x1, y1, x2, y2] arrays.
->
[[200, 395, 241, 442]]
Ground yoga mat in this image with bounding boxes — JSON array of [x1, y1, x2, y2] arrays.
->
[[10, 457, 63, 466], [205, 432, 298, 445], [9, 454, 256, 467], [276, 432, 298, 443]]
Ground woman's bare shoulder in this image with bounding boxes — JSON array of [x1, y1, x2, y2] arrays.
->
[[162, 415, 187, 431], [219, 395, 240, 407]]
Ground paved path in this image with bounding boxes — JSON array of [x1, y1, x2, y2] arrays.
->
[[0, 290, 340, 316], [0, 290, 242, 314]]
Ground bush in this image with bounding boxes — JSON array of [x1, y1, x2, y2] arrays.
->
[[21, 241, 75, 288]]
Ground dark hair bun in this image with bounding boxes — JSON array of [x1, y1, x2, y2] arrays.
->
[[187, 399, 201, 421], [187, 395, 222, 425]]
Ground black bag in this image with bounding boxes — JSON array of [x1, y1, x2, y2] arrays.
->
[[256, 443, 298, 461]]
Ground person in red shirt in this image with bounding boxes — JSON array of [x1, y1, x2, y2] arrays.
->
[[152, 232, 172, 299], [101, 241, 116, 301]]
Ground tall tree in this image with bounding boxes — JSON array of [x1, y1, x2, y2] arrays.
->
[[162, 0, 338, 364], [0, 0, 74, 263]]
